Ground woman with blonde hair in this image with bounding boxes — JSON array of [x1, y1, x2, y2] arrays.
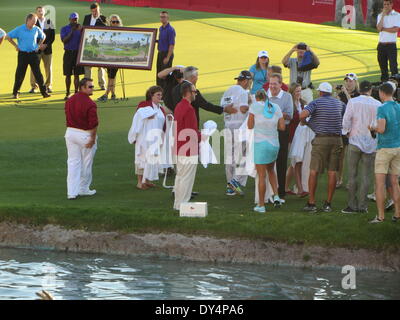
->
[[98, 14, 123, 102], [248, 89, 285, 213], [286, 82, 310, 197]]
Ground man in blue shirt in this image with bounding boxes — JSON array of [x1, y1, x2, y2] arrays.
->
[[299, 82, 345, 213], [156, 11, 176, 88], [369, 82, 400, 223], [6, 13, 50, 99]]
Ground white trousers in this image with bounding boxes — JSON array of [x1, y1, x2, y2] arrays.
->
[[224, 128, 248, 186], [173, 156, 198, 210], [65, 128, 97, 197]]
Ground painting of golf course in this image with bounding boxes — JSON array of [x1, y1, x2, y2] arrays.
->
[[78, 27, 157, 69]]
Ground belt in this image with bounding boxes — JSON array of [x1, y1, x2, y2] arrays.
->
[[379, 42, 396, 45], [20, 51, 38, 54], [316, 134, 341, 137]]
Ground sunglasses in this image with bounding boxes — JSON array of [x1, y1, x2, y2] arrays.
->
[[111, 20, 120, 24], [346, 73, 355, 77], [88, 85, 94, 89], [259, 56, 268, 59]]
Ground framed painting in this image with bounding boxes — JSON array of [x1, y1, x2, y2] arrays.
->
[[77, 26, 158, 70]]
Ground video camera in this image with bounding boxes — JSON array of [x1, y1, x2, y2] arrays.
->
[[370, 75, 400, 102]]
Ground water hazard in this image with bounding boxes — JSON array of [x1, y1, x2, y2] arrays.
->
[[0, 247, 399, 300]]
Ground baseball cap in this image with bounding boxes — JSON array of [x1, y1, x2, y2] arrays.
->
[[69, 12, 79, 19], [258, 50, 269, 58], [235, 70, 252, 80], [344, 73, 357, 81], [317, 82, 333, 93], [359, 81, 372, 92]]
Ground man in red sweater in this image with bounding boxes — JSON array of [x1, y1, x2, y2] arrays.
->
[[173, 81, 201, 210], [65, 78, 98, 200]]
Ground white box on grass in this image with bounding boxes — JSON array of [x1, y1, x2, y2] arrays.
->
[[179, 202, 208, 218]]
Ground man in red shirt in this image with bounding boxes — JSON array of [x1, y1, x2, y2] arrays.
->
[[173, 81, 201, 210], [65, 78, 98, 200]]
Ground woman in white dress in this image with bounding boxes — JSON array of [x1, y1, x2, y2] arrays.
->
[[129, 86, 168, 190], [286, 83, 308, 197], [248, 89, 285, 213]]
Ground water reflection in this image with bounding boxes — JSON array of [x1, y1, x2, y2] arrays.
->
[[0, 247, 399, 300]]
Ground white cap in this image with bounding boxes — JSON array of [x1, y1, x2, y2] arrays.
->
[[344, 73, 357, 81], [317, 82, 333, 93], [388, 81, 397, 90], [258, 50, 269, 58]]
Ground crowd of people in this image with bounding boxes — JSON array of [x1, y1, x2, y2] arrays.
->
[[2, 1, 400, 224]]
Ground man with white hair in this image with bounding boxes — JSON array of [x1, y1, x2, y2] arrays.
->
[[171, 66, 235, 126], [300, 82, 346, 213]]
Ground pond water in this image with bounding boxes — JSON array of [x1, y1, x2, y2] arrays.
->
[[0, 247, 399, 300]]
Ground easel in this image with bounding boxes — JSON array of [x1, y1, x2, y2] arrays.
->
[[119, 69, 128, 101]]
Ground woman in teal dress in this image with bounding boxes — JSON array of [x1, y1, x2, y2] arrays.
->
[[248, 89, 285, 213]]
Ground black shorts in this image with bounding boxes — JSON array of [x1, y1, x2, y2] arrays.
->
[[107, 67, 119, 79], [63, 50, 84, 76]]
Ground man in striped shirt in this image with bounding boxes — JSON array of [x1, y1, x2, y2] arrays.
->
[[300, 82, 345, 213]]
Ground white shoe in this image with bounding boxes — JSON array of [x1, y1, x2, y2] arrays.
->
[[67, 195, 77, 200], [79, 189, 96, 196], [367, 193, 376, 202]]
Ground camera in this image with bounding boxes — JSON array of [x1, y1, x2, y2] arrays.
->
[[336, 84, 343, 91], [296, 76, 304, 86]]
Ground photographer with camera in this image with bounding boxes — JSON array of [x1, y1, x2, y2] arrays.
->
[[157, 65, 186, 112], [282, 42, 320, 104], [60, 13, 85, 101]]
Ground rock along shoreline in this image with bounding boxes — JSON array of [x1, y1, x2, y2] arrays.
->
[[0, 222, 399, 272]]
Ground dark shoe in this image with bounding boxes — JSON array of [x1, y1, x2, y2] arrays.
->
[[64, 94, 70, 101], [97, 94, 108, 102], [341, 206, 358, 214], [111, 94, 116, 100], [29, 88, 36, 94], [303, 202, 318, 213], [322, 201, 332, 213], [392, 215, 400, 222], [47, 88, 52, 93], [358, 208, 368, 214], [12, 93, 19, 99], [42, 93, 51, 98]]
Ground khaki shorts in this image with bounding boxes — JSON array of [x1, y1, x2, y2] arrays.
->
[[375, 148, 400, 175], [310, 136, 343, 173]]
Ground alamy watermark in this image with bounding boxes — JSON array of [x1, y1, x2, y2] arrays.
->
[[341, 265, 356, 290]]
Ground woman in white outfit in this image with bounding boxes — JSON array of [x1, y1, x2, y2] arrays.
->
[[286, 83, 308, 197], [130, 86, 168, 190]]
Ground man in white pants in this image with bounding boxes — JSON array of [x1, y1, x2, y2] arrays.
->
[[173, 81, 200, 210], [65, 78, 98, 199], [221, 70, 252, 195]]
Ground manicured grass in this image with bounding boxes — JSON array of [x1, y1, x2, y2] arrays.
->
[[0, 0, 399, 251]]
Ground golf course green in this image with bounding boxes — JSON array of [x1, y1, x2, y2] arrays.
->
[[0, 0, 399, 251]]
